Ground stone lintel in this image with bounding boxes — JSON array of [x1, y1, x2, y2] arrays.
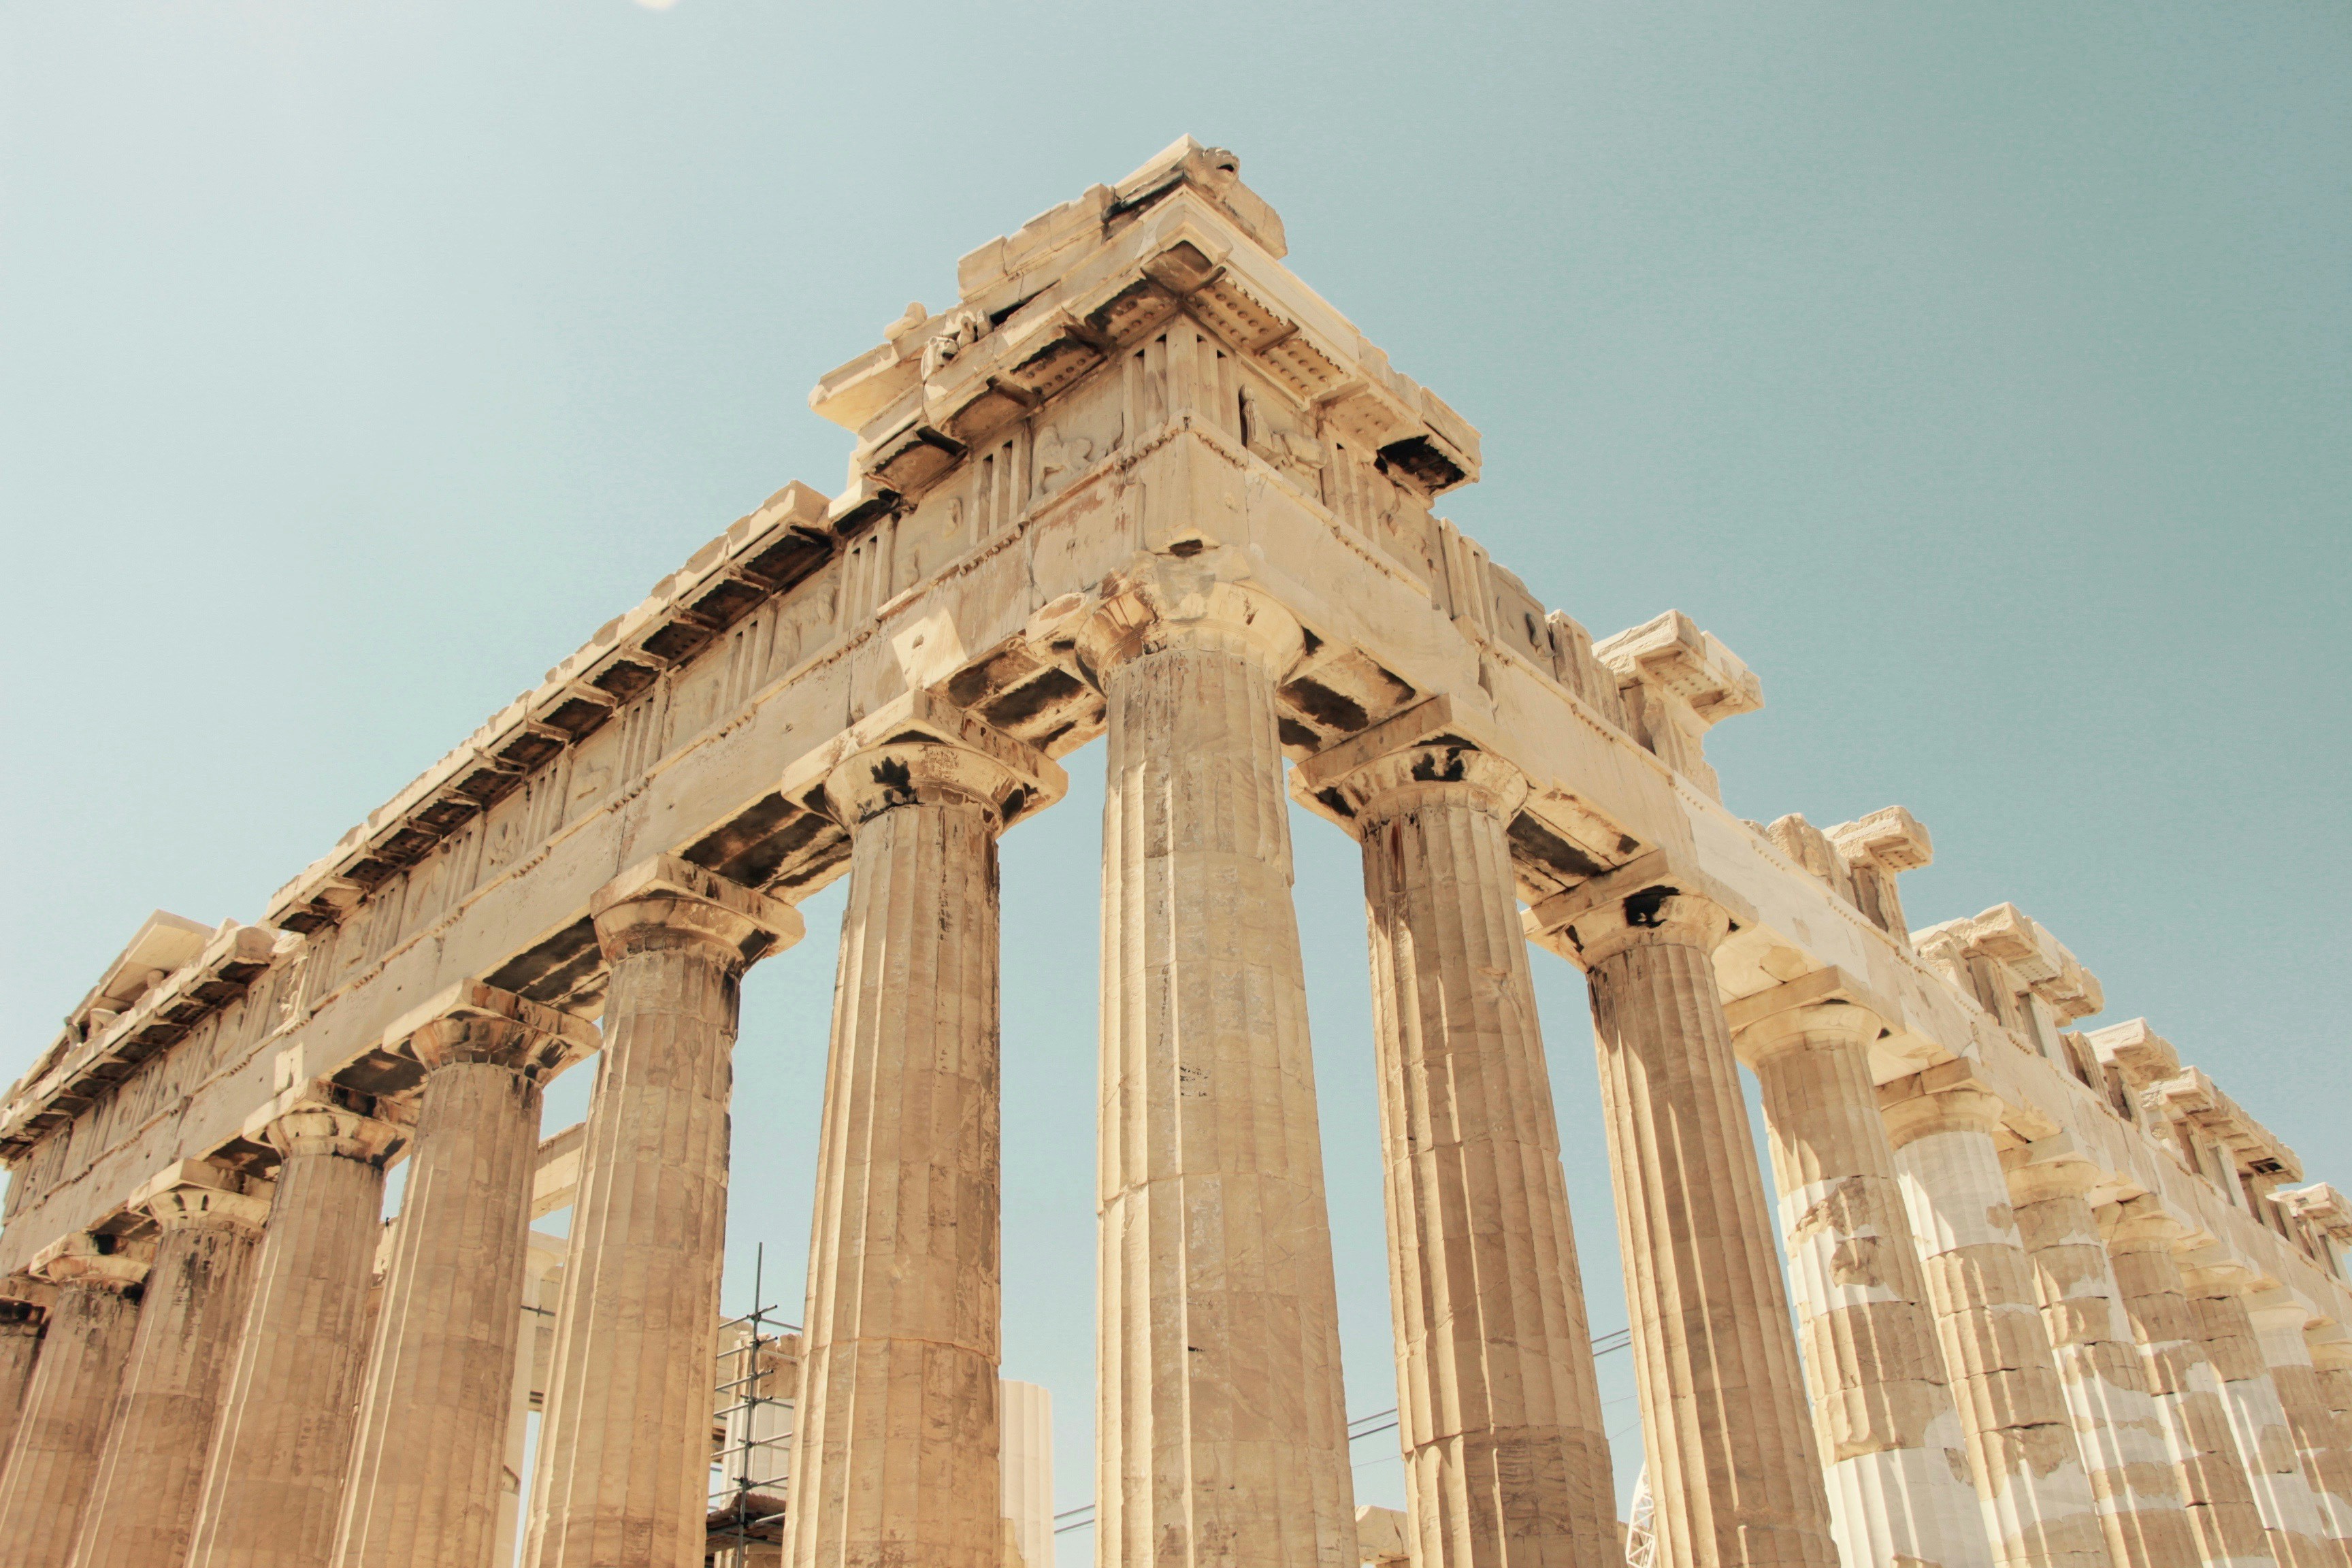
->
[[779, 687, 1066, 831], [378, 978, 600, 1081]]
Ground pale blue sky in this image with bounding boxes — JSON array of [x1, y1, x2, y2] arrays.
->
[[3, 0, 2346, 1531]]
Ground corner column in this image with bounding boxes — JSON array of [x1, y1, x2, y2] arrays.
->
[[334, 985, 595, 1568], [2179, 1261, 2336, 1568], [524, 855, 800, 1568], [784, 717, 1064, 1568], [1727, 992, 1989, 1568], [185, 1084, 406, 1568], [1879, 1077, 2108, 1568], [1297, 723, 1616, 1568], [1083, 564, 1358, 1568], [1531, 879, 1839, 1568], [69, 1163, 271, 1568], [2002, 1145, 2200, 1568], [2099, 1198, 2274, 1568], [0, 1237, 148, 1567]]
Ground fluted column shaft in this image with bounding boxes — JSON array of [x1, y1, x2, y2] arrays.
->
[[1545, 887, 1838, 1568], [1733, 1004, 1989, 1568], [2182, 1269, 2334, 1568], [70, 1170, 270, 1568], [2100, 1201, 2274, 1568], [0, 1301, 43, 1464], [2254, 1316, 2352, 1567], [0, 1245, 147, 1567], [186, 1092, 405, 1568], [1085, 572, 1358, 1568], [787, 729, 1057, 1568], [2003, 1157, 2200, 1568], [1311, 740, 1615, 1568], [525, 857, 798, 1568], [336, 992, 588, 1568], [1880, 1084, 2107, 1568]]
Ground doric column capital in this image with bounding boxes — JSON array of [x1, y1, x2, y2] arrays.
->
[[1876, 1068, 2006, 1149], [0, 1274, 53, 1318], [588, 853, 804, 968], [2176, 1250, 2261, 1299], [1288, 693, 1531, 830], [1558, 888, 1731, 968], [2095, 1192, 2189, 1254], [386, 979, 599, 1082], [0, 1298, 40, 1336], [1525, 850, 1753, 971], [1722, 968, 1884, 1067], [242, 1078, 408, 1166], [127, 1158, 271, 1234], [825, 740, 1039, 829], [1529, 855, 1734, 970], [817, 703, 1063, 838], [1073, 553, 1303, 677], [28, 1232, 152, 1294], [1998, 1136, 2106, 1205]]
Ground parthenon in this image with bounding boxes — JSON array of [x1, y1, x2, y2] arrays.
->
[[0, 137, 2345, 1568]]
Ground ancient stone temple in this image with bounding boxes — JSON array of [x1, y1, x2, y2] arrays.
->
[[1, 139, 2345, 1568]]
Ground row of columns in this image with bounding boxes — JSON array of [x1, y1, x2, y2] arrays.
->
[[1, 564, 2348, 1568]]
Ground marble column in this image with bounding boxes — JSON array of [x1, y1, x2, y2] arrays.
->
[[2180, 1262, 2334, 1568], [0, 1237, 148, 1567], [69, 1164, 271, 1568], [2100, 1198, 2274, 1568], [1729, 996, 1989, 1568], [335, 986, 593, 1568], [497, 1239, 564, 1568], [785, 723, 1061, 1568], [524, 855, 800, 1568], [1880, 1079, 2108, 1568], [1533, 879, 1839, 1568], [2002, 1148, 2200, 1568], [184, 1085, 407, 1568], [1081, 568, 1358, 1568], [2251, 1302, 2352, 1568], [0, 1292, 46, 1467], [1297, 728, 1616, 1568]]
